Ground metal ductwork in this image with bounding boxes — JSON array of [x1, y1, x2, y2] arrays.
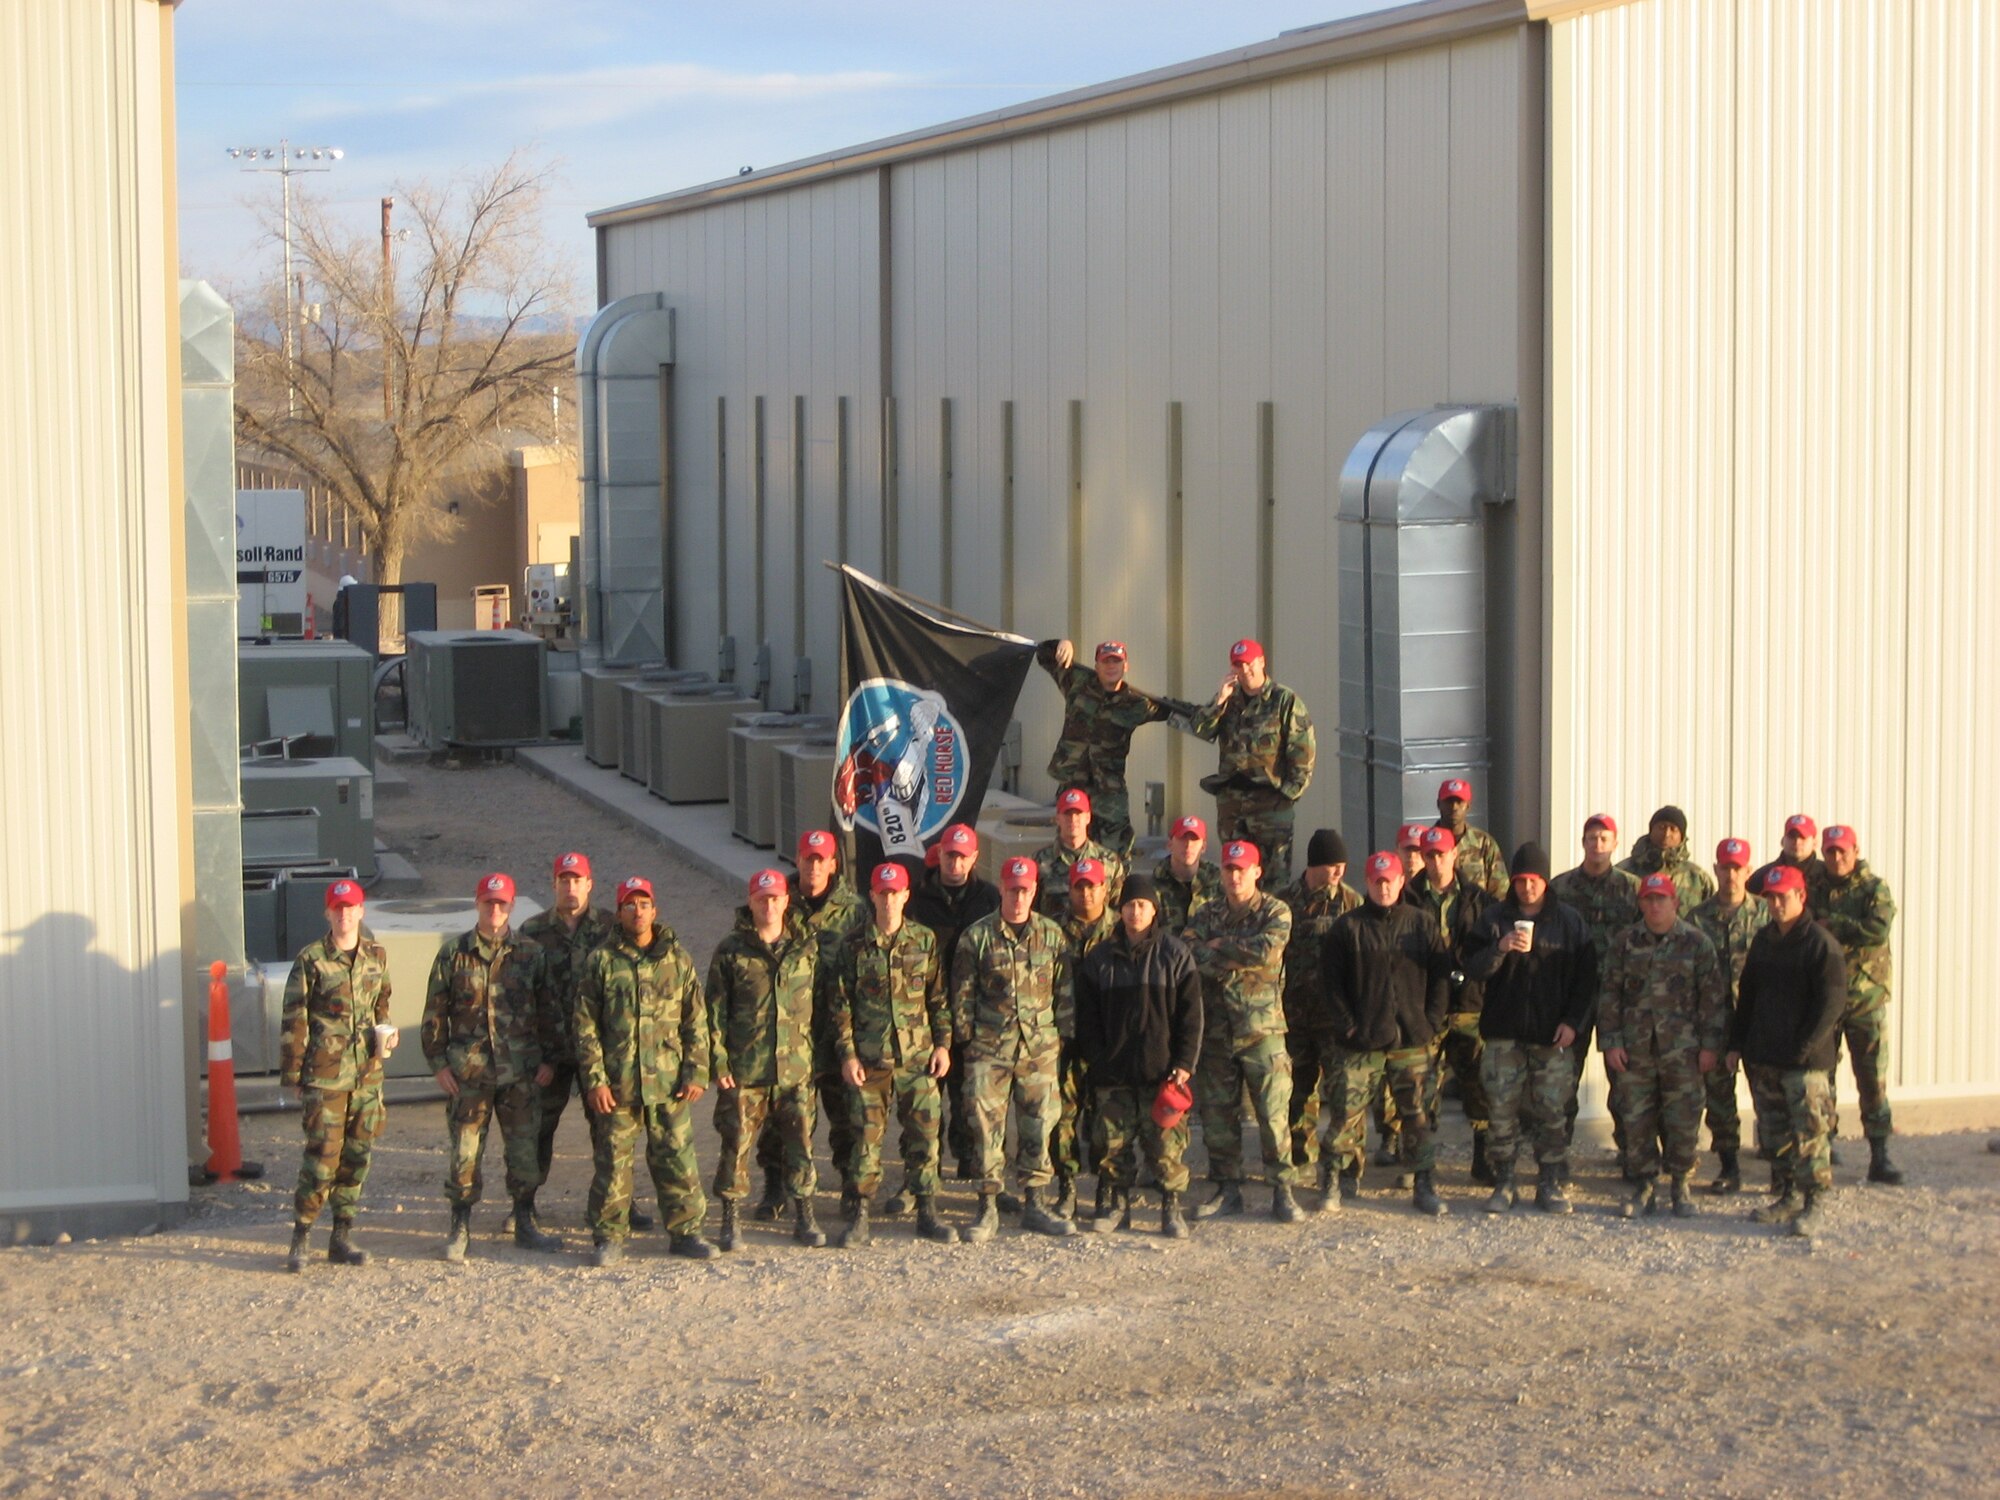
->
[[576, 294, 676, 666], [1337, 404, 1517, 853]]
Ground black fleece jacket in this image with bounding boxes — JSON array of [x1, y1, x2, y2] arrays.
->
[[1465, 896, 1599, 1044], [1321, 900, 1453, 1051], [1073, 925, 1204, 1085], [1732, 915, 1848, 1069]]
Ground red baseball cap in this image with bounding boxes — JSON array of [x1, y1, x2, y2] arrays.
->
[[1638, 872, 1677, 900], [1823, 824, 1858, 851], [1715, 837, 1751, 868], [1365, 851, 1399, 879], [1438, 778, 1474, 804], [1000, 857, 1038, 890], [1783, 814, 1817, 840], [1229, 638, 1264, 665], [1761, 865, 1806, 897], [553, 851, 592, 879], [1220, 840, 1260, 870], [1069, 857, 1106, 887], [324, 879, 363, 910], [1584, 813, 1617, 836], [1420, 826, 1457, 854], [615, 876, 654, 906], [1170, 814, 1206, 840], [1056, 788, 1092, 816], [476, 872, 515, 904], [1095, 640, 1127, 661], [748, 868, 789, 897], [870, 862, 910, 893], [1397, 822, 1428, 850], [1152, 1077, 1194, 1130], [939, 823, 979, 854], [797, 829, 838, 861]]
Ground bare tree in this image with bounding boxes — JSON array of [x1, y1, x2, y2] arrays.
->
[[234, 152, 578, 588]]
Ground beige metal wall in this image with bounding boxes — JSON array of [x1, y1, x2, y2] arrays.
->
[[603, 25, 1536, 837], [1549, 0, 2000, 1102], [0, 0, 192, 1235]]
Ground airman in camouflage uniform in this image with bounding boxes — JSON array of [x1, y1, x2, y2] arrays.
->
[[1036, 638, 1192, 854], [1154, 813, 1224, 935], [1433, 778, 1508, 899], [951, 856, 1078, 1240], [422, 873, 562, 1261], [1407, 825, 1497, 1183], [1034, 787, 1128, 918], [1275, 829, 1362, 1184], [1052, 859, 1119, 1217], [1187, 839, 1302, 1221], [1188, 639, 1315, 887], [1551, 814, 1642, 1163], [1817, 825, 1903, 1185], [827, 863, 956, 1247], [574, 876, 718, 1265], [707, 869, 827, 1250], [1616, 805, 1717, 915], [1688, 837, 1769, 1193], [1751, 814, 1830, 917], [907, 822, 1001, 1185], [1599, 874, 1730, 1217], [279, 879, 391, 1271]]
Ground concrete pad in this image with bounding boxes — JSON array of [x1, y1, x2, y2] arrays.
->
[[517, 744, 771, 888]]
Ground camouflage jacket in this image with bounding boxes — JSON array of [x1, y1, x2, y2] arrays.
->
[[1404, 872, 1494, 1016], [1185, 891, 1293, 1052], [574, 925, 710, 1106], [705, 908, 818, 1090], [951, 910, 1073, 1065], [795, 877, 869, 1061], [1818, 862, 1896, 1010], [1277, 874, 1362, 1034], [1036, 643, 1182, 792], [1617, 836, 1718, 914], [280, 934, 393, 1091], [1190, 681, 1315, 802], [518, 906, 617, 1067], [1152, 857, 1223, 937], [829, 918, 950, 1070], [1437, 820, 1509, 898], [1688, 894, 1770, 995], [1033, 837, 1128, 919], [1059, 906, 1118, 963], [1551, 863, 1642, 965], [421, 927, 557, 1089], [1598, 918, 1730, 1055]]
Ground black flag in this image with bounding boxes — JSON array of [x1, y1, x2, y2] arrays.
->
[[831, 565, 1034, 878]]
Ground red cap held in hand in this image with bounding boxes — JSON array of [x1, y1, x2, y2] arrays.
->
[[1152, 1077, 1194, 1130]]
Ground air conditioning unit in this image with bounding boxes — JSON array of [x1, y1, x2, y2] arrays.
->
[[238, 639, 376, 767], [616, 669, 710, 781], [729, 714, 834, 844], [975, 808, 1056, 886], [647, 686, 762, 803], [405, 629, 548, 749], [240, 755, 376, 877], [279, 864, 362, 960], [581, 664, 646, 766], [775, 737, 838, 862], [241, 806, 321, 863]]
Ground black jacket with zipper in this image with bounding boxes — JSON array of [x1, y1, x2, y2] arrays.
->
[[1732, 915, 1848, 1069], [1073, 924, 1203, 1086], [1321, 900, 1452, 1051], [1465, 896, 1599, 1045]]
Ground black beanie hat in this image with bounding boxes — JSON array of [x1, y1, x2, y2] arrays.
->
[[1509, 842, 1552, 881], [1119, 873, 1159, 907], [1306, 829, 1347, 867], [1649, 805, 1688, 836]]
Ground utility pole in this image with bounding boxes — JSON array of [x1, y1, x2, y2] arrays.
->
[[228, 140, 343, 417]]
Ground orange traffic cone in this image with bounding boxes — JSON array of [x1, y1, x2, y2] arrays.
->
[[204, 960, 245, 1182], [303, 593, 317, 640]]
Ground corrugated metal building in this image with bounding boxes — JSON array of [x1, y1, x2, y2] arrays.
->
[[0, 0, 195, 1239], [584, 0, 1999, 1116]]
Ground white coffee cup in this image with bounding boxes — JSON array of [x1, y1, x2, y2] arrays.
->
[[1514, 919, 1534, 952], [372, 1023, 399, 1057]]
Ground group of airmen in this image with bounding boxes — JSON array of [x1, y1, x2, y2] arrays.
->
[[274, 636, 1907, 1268]]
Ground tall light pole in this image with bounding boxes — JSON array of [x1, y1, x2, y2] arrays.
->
[[228, 141, 343, 416]]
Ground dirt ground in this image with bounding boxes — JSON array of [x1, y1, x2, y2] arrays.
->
[[3, 759, 1998, 1498]]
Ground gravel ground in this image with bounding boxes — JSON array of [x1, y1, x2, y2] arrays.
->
[[3, 759, 1997, 1498]]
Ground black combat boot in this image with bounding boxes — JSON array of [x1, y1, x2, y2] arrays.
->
[[1091, 1177, 1115, 1226], [1270, 1181, 1304, 1223], [961, 1191, 1000, 1245], [1052, 1173, 1077, 1221], [670, 1228, 721, 1260], [1373, 1134, 1400, 1168], [1669, 1173, 1697, 1219], [1089, 1185, 1128, 1235], [1484, 1166, 1516, 1215], [513, 1196, 562, 1254], [914, 1194, 959, 1244], [753, 1169, 786, 1222], [1751, 1185, 1801, 1226], [441, 1204, 472, 1262], [996, 1189, 1023, 1215], [1411, 1171, 1446, 1217], [1021, 1185, 1078, 1237], [1338, 1163, 1360, 1201], [1535, 1162, 1572, 1215], [1709, 1149, 1742, 1195], [284, 1222, 312, 1273], [1470, 1130, 1494, 1186], [1311, 1159, 1340, 1215], [792, 1196, 827, 1248], [882, 1181, 913, 1218], [590, 1238, 625, 1267], [1828, 1140, 1844, 1168], [1867, 1139, 1904, 1185], [1160, 1189, 1188, 1239], [629, 1207, 656, 1231], [327, 1218, 369, 1265], [836, 1195, 872, 1249], [717, 1199, 740, 1253], [1788, 1184, 1820, 1238], [1189, 1181, 1245, 1220], [1618, 1177, 1656, 1219]]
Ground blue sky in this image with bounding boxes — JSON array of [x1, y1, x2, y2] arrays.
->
[[176, 0, 1380, 305]]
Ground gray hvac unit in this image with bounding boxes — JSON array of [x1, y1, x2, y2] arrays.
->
[[279, 864, 362, 958], [238, 639, 376, 768], [729, 714, 834, 845], [648, 686, 763, 803], [243, 873, 282, 964], [546, 651, 582, 737], [581, 664, 647, 765], [241, 806, 320, 863], [617, 670, 712, 783], [239, 755, 376, 877], [405, 630, 549, 749], [775, 737, 838, 862]]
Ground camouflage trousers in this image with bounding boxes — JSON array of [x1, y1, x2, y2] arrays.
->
[[1088, 784, 1136, 857], [1213, 789, 1297, 889], [1744, 1064, 1833, 1193], [535, 1060, 579, 1181], [1702, 1055, 1746, 1156], [1051, 1043, 1096, 1183], [294, 1081, 385, 1225], [1423, 1013, 1490, 1131], [1607, 1041, 1705, 1179], [1092, 1084, 1191, 1193], [713, 1083, 817, 1202], [966, 1049, 1061, 1192], [846, 1062, 942, 1199], [1326, 1044, 1436, 1175], [1482, 1039, 1576, 1174], [588, 1098, 706, 1242], [1829, 999, 1895, 1142], [1193, 1032, 1296, 1187], [942, 1047, 976, 1171], [1286, 1028, 1337, 1167], [444, 1077, 544, 1208], [760, 1069, 857, 1193]]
